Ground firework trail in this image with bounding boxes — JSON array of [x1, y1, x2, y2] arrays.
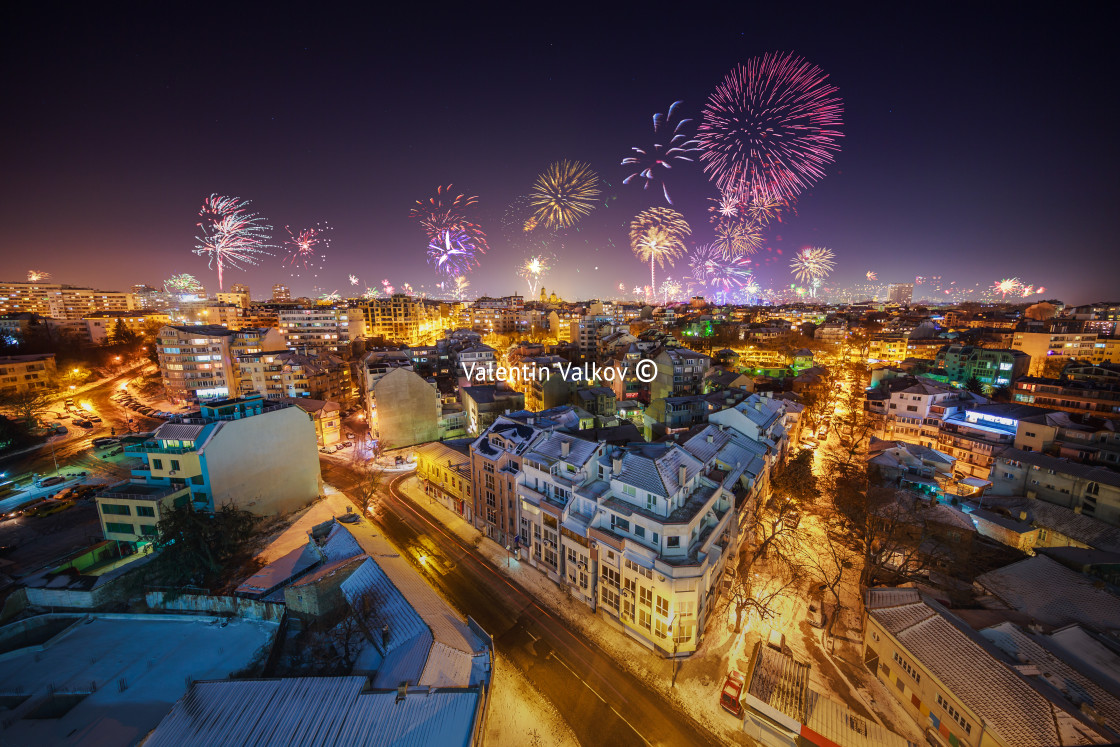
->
[[659, 278, 683, 305], [427, 230, 482, 277], [705, 254, 753, 291], [410, 185, 490, 253], [452, 275, 470, 301], [319, 290, 341, 302], [194, 194, 274, 290], [630, 208, 691, 290], [529, 160, 601, 229], [518, 255, 552, 296], [697, 52, 843, 203], [790, 247, 836, 296], [621, 101, 700, 205], [26, 270, 50, 282], [866, 271, 878, 281], [163, 273, 204, 295]]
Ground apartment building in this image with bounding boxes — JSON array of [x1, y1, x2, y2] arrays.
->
[[933, 344, 1030, 388], [988, 448, 1120, 526], [1012, 363, 1120, 419], [157, 324, 284, 401], [864, 588, 1111, 747], [0, 353, 57, 396], [238, 350, 349, 402], [650, 347, 710, 401], [371, 367, 442, 449], [455, 344, 498, 380], [360, 294, 441, 345], [462, 384, 525, 436], [415, 439, 473, 519], [84, 310, 169, 344], [1011, 331, 1120, 376], [471, 416, 535, 544], [278, 397, 341, 447], [0, 281, 136, 319], [215, 289, 250, 308], [279, 306, 353, 355], [271, 284, 291, 301], [103, 395, 321, 543]]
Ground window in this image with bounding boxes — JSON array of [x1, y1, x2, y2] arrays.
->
[[667, 536, 680, 548], [602, 587, 620, 609], [105, 522, 134, 534], [140, 524, 158, 537], [638, 609, 652, 630], [136, 506, 155, 518], [151, 459, 163, 470], [601, 566, 620, 588], [170, 461, 180, 471], [646, 494, 657, 511], [611, 515, 630, 533], [634, 526, 646, 539], [656, 595, 669, 617], [623, 485, 636, 497], [893, 651, 921, 683], [101, 503, 131, 516], [639, 586, 653, 607], [653, 619, 668, 639]]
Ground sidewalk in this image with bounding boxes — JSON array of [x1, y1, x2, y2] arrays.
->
[[392, 473, 751, 745]]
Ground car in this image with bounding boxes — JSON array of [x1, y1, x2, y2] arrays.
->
[[341, 441, 353, 448], [74, 420, 93, 428], [320, 446, 334, 454], [65, 398, 74, 406], [88, 415, 102, 423], [807, 596, 826, 628], [37, 476, 65, 487], [719, 671, 745, 717], [92, 436, 119, 447]]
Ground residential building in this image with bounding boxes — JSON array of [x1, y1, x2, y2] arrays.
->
[[455, 343, 498, 381], [470, 416, 536, 544], [360, 294, 441, 345], [372, 367, 442, 449], [708, 393, 796, 462], [1012, 363, 1120, 418], [988, 447, 1120, 525], [415, 438, 473, 519], [279, 306, 353, 355], [0, 353, 56, 396], [649, 347, 710, 401], [277, 397, 341, 446], [238, 350, 350, 403], [461, 383, 525, 436], [157, 324, 284, 401], [271, 284, 291, 301], [94, 480, 188, 547], [887, 283, 913, 305], [215, 289, 250, 308], [112, 394, 320, 528], [933, 344, 1030, 388], [84, 309, 170, 344], [864, 587, 1112, 747], [1012, 331, 1108, 376], [0, 281, 135, 319]]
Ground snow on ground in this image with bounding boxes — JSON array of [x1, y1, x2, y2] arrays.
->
[[255, 491, 353, 564], [485, 653, 579, 747]]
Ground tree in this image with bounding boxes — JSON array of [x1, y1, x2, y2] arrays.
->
[[349, 463, 386, 515], [151, 503, 258, 587], [803, 515, 858, 638], [109, 318, 139, 346], [1041, 356, 1068, 380], [963, 376, 983, 394], [990, 384, 1012, 402], [0, 388, 54, 427], [771, 449, 818, 507]]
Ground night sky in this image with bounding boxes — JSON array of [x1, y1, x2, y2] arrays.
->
[[2, 5, 1117, 305]]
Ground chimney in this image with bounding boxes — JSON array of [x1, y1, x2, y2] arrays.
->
[[561, 440, 570, 457], [706, 434, 714, 444], [1019, 510, 1027, 521], [679, 465, 688, 486], [612, 456, 623, 475]]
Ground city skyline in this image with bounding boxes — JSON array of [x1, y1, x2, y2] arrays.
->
[[2, 6, 1116, 305]]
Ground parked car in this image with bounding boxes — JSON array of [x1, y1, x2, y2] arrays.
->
[[88, 415, 102, 423], [36, 476, 65, 487], [337, 509, 359, 523], [807, 595, 826, 628], [74, 420, 93, 428], [719, 671, 745, 717], [92, 436, 119, 447], [341, 441, 353, 448]]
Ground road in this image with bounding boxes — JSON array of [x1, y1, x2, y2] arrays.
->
[[320, 459, 722, 747]]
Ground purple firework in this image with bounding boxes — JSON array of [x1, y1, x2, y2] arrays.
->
[[621, 101, 700, 205], [427, 230, 480, 276]]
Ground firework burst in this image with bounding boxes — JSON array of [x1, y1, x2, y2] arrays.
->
[[705, 254, 753, 291], [790, 247, 836, 296], [518, 254, 552, 296], [319, 290, 341, 302], [658, 278, 683, 304], [348, 274, 359, 286], [163, 273, 204, 295], [282, 224, 330, 274], [427, 230, 482, 277], [866, 270, 878, 281], [381, 279, 394, 296], [630, 208, 691, 290], [362, 287, 380, 300], [991, 278, 1022, 297], [194, 194, 275, 290], [621, 101, 700, 205], [529, 160, 601, 229], [713, 218, 764, 257], [697, 52, 843, 203], [410, 185, 490, 253], [26, 270, 50, 282]]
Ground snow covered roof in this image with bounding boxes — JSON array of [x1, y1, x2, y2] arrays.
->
[[144, 677, 483, 747], [976, 555, 1120, 632]]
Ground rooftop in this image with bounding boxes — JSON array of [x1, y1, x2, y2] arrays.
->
[[976, 554, 1120, 631]]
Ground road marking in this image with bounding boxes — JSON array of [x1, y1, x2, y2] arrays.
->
[[549, 648, 651, 746]]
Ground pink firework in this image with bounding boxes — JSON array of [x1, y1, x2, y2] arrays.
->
[[283, 225, 330, 270], [991, 278, 1021, 297], [381, 279, 394, 295], [697, 52, 843, 203], [194, 194, 274, 290]]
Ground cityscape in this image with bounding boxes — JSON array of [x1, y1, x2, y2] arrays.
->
[[1, 6, 1118, 747]]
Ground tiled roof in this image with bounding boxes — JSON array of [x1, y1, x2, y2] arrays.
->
[[994, 448, 1120, 490], [153, 422, 206, 442], [979, 496, 1120, 553], [976, 555, 1120, 631]]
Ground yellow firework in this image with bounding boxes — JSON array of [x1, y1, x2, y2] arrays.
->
[[630, 208, 691, 289], [529, 160, 601, 229], [712, 218, 763, 257]]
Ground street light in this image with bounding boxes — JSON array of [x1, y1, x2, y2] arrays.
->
[[667, 612, 680, 687]]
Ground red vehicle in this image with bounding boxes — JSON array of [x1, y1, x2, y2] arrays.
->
[[720, 670, 745, 717]]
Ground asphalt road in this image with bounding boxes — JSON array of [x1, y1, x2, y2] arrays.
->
[[320, 460, 721, 747]]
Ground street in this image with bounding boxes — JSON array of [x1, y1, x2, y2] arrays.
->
[[320, 459, 723, 747]]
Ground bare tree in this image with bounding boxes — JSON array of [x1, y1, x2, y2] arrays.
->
[[349, 463, 386, 515], [803, 515, 858, 638], [0, 388, 56, 427]]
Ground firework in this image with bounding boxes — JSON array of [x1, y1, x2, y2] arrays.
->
[[529, 160, 601, 229], [618, 282, 626, 292], [402, 282, 415, 296], [382, 279, 394, 295], [349, 274, 359, 286], [712, 218, 763, 257], [194, 194, 274, 290], [790, 247, 836, 297], [688, 243, 722, 284], [452, 275, 470, 301], [362, 287, 380, 300], [658, 278, 683, 304], [744, 277, 761, 298], [991, 278, 1021, 298], [427, 230, 481, 277], [26, 270, 50, 282], [410, 185, 490, 253], [697, 52, 843, 203], [1036, 286, 1047, 295], [866, 270, 878, 281], [163, 273, 204, 295], [630, 208, 691, 290], [282, 224, 330, 274], [517, 254, 552, 296], [705, 254, 753, 291], [621, 101, 699, 205], [319, 290, 341, 302]]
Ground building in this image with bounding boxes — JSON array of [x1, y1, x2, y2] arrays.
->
[[988, 447, 1120, 526], [1012, 363, 1120, 418], [279, 306, 353, 355], [0, 281, 135, 319], [111, 395, 321, 524], [1011, 331, 1120, 376], [84, 309, 169, 344], [94, 480, 189, 546], [0, 353, 56, 396], [215, 289, 250, 308], [864, 587, 1112, 747], [157, 324, 285, 402], [278, 396, 342, 446], [461, 384, 525, 436], [933, 344, 1030, 388], [415, 439, 473, 519], [361, 294, 441, 345], [649, 347, 710, 401], [238, 350, 350, 403], [271, 284, 291, 301], [372, 367, 441, 449], [887, 283, 913, 305]]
